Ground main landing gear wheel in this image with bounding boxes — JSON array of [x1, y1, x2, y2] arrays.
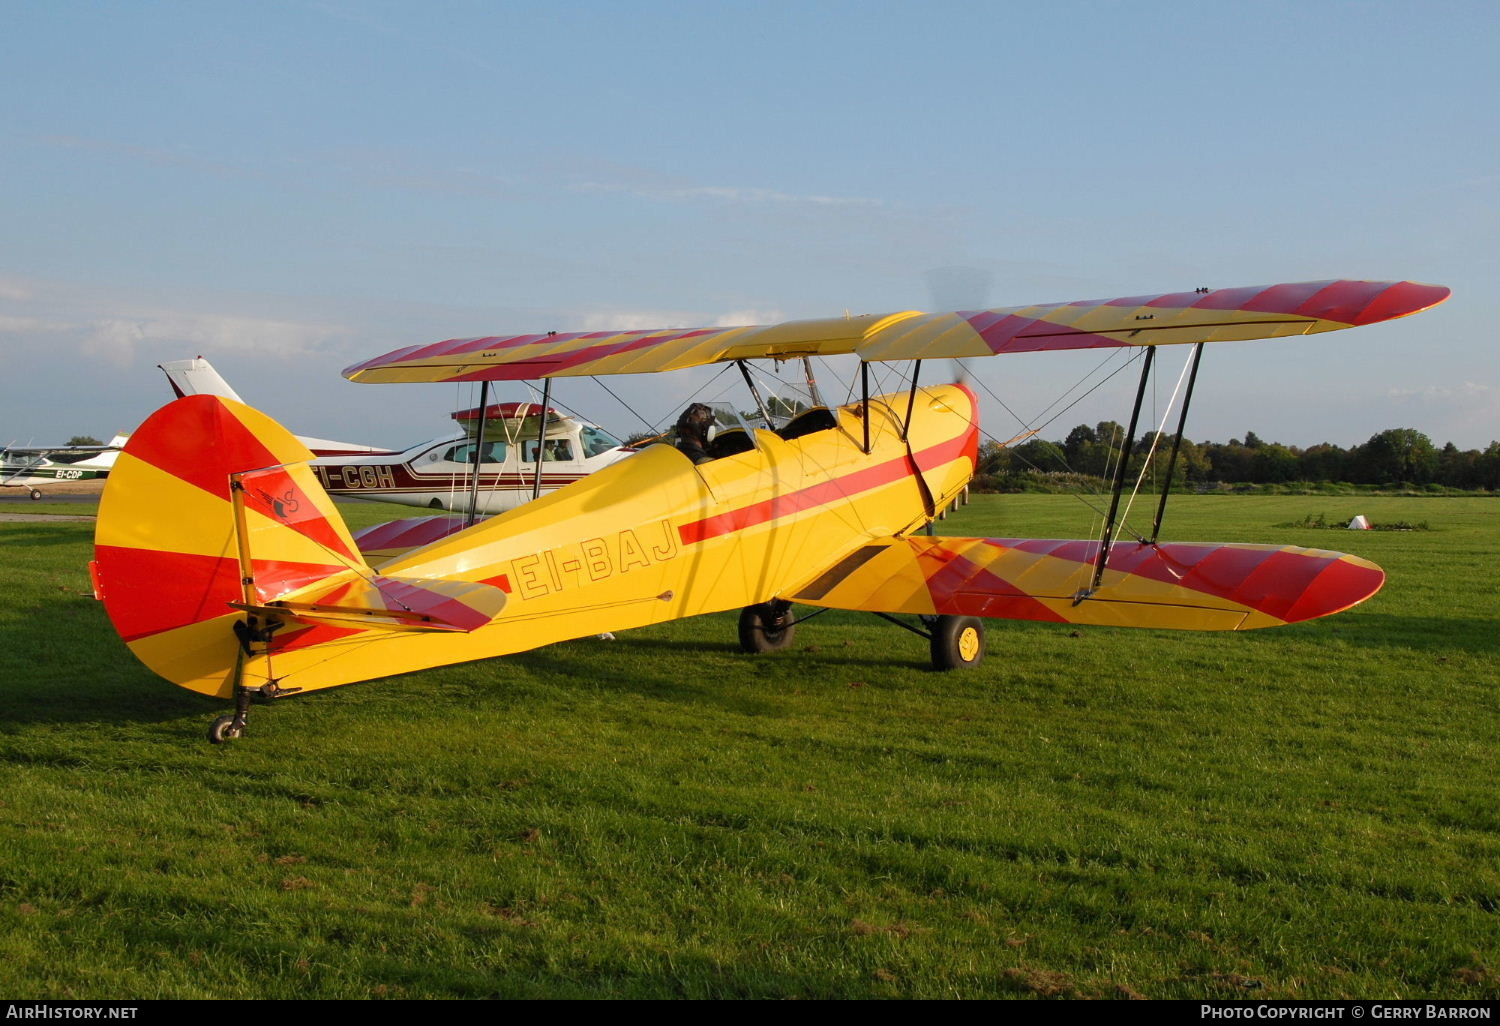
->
[[208, 714, 245, 744], [29, 489, 42, 501], [738, 602, 796, 653], [929, 615, 985, 671]]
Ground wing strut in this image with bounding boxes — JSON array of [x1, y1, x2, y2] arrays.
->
[[801, 357, 825, 408], [465, 380, 490, 526], [530, 378, 553, 501], [860, 361, 872, 454], [902, 360, 922, 441], [1149, 342, 1205, 544], [736, 360, 775, 429], [1086, 347, 1155, 595]]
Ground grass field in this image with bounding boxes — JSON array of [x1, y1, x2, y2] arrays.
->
[[1, 494, 1496, 999]]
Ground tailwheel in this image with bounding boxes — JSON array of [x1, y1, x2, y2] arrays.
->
[[208, 714, 245, 744], [929, 615, 985, 671], [738, 601, 796, 653], [205, 618, 297, 744]]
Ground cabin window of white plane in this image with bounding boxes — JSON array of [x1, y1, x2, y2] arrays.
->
[[579, 425, 623, 458], [442, 441, 508, 465], [523, 439, 575, 462]]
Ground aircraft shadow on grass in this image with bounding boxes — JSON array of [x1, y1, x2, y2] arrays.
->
[[1, 522, 98, 549], [0, 592, 212, 731], [1233, 611, 1498, 658]]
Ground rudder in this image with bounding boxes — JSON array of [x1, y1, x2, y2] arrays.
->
[[92, 396, 368, 697]]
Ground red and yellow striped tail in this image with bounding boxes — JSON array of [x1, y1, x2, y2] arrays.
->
[[91, 396, 502, 698]]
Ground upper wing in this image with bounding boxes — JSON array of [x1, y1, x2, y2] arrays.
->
[[789, 535, 1384, 631], [342, 280, 1449, 383]]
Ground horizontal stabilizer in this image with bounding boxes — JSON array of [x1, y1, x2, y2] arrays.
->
[[235, 570, 505, 633], [791, 536, 1384, 631]]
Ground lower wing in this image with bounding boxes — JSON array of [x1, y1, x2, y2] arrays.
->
[[790, 536, 1383, 630]]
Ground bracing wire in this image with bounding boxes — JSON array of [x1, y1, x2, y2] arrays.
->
[[1114, 346, 1197, 543], [1024, 348, 1131, 436], [963, 350, 1149, 522], [1087, 419, 1125, 554], [589, 375, 661, 434]]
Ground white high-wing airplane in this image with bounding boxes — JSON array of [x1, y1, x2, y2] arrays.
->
[[1, 438, 125, 499], [157, 358, 636, 514]]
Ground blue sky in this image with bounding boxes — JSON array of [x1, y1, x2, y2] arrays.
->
[[2, 0, 1495, 452]]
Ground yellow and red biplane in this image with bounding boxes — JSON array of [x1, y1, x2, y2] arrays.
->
[[89, 279, 1450, 741]]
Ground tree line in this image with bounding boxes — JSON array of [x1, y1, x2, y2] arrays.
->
[[976, 424, 1500, 493]]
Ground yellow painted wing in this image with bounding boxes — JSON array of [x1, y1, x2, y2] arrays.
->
[[342, 280, 1449, 383], [789, 536, 1385, 631], [351, 515, 473, 561]]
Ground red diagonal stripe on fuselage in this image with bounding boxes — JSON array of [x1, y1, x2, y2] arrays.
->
[[677, 426, 976, 546]]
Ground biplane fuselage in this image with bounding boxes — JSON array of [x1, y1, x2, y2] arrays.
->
[[94, 386, 979, 700]]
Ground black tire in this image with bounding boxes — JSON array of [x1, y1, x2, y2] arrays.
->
[[738, 603, 796, 653], [208, 715, 243, 744], [29, 489, 42, 501], [428, 498, 445, 510], [930, 615, 984, 670]]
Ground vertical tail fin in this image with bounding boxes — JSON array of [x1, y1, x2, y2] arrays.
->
[[92, 395, 368, 697], [158, 357, 246, 402]]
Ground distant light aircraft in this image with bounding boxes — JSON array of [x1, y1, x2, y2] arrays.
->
[[158, 357, 636, 513], [306, 401, 636, 514], [2, 438, 125, 499], [91, 280, 1450, 742]]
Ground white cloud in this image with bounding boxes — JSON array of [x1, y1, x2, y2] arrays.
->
[[575, 308, 784, 332], [80, 311, 351, 365], [709, 309, 783, 327], [0, 276, 35, 302], [577, 310, 696, 332], [1380, 381, 1500, 447], [1386, 381, 1498, 404], [83, 319, 149, 364], [0, 276, 353, 366], [0, 314, 66, 334], [573, 179, 880, 209], [667, 185, 880, 207]]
